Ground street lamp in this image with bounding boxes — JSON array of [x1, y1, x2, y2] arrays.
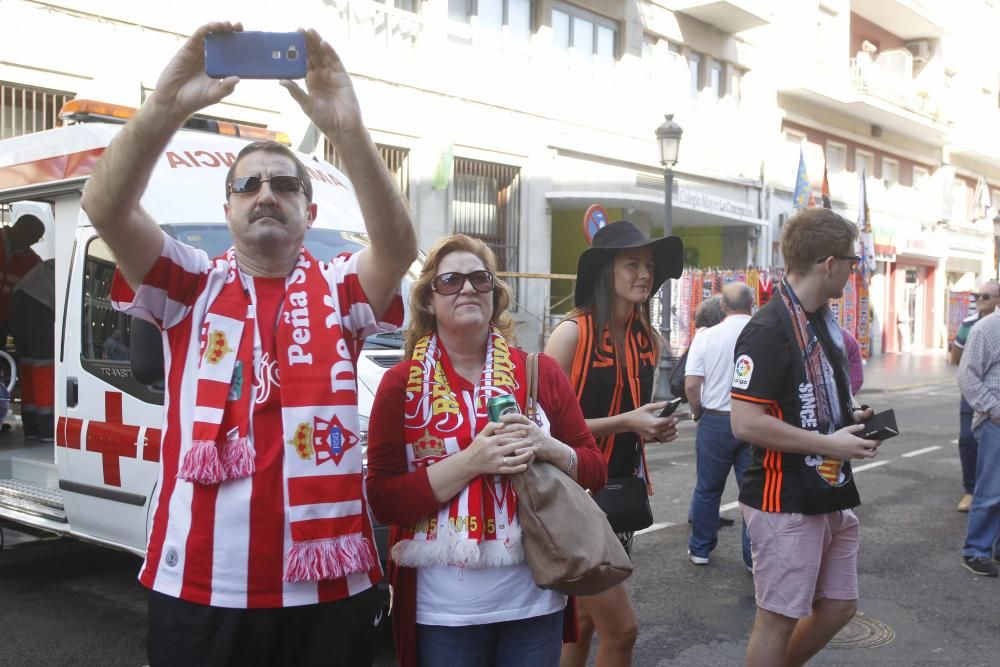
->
[[655, 114, 683, 400]]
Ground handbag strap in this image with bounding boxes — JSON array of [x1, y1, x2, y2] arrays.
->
[[526, 352, 539, 420]]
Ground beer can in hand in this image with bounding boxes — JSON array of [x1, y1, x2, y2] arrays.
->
[[487, 395, 520, 423]]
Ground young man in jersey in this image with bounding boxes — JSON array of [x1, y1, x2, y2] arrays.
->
[[82, 23, 417, 666], [951, 281, 1000, 512], [731, 207, 881, 667]]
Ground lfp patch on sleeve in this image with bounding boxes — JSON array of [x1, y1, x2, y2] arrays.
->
[[732, 354, 754, 389]]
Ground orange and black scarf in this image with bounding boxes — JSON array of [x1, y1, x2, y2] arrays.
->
[[568, 311, 656, 487]]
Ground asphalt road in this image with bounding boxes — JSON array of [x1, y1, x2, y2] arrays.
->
[[1, 377, 997, 666]]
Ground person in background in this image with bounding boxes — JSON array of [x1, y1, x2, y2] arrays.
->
[[102, 329, 130, 361], [366, 234, 606, 666], [732, 207, 880, 666], [955, 306, 1000, 577], [684, 282, 754, 571], [952, 281, 1000, 513], [680, 295, 734, 528], [545, 220, 683, 667], [669, 296, 724, 402], [83, 22, 417, 666], [840, 326, 864, 395], [9, 259, 54, 442], [0, 215, 44, 349]]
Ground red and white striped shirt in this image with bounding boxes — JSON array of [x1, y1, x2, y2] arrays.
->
[[112, 235, 402, 608]]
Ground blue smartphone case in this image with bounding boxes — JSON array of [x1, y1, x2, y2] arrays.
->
[[205, 31, 307, 80]]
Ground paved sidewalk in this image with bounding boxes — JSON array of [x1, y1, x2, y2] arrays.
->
[[859, 350, 954, 394]]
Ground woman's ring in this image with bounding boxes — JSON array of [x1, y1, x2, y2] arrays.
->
[[502, 456, 508, 467]]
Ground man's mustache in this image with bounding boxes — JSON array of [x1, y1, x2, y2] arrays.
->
[[249, 206, 286, 224]]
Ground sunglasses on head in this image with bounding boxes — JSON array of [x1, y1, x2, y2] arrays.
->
[[973, 292, 998, 301], [431, 270, 495, 295], [227, 175, 303, 196]]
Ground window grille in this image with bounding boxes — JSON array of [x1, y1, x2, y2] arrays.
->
[[452, 157, 521, 304], [1, 83, 73, 139], [323, 140, 410, 202]]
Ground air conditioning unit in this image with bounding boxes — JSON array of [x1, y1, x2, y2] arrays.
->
[[906, 40, 931, 64]]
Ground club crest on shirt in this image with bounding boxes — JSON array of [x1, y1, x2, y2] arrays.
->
[[732, 354, 753, 389], [204, 329, 233, 364], [411, 429, 447, 466], [806, 455, 847, 485], [313, 416, 359, 466]]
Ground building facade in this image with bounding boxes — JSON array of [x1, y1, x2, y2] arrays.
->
[[2, 0, 998, 352]]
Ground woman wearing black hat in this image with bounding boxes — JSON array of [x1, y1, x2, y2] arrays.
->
[[545, 220, 684, 667]]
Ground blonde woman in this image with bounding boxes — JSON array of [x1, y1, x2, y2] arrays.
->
[[367, 234, 606, 667]]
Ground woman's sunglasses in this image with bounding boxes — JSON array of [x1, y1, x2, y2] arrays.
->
[[431, 270, 495, 295], [227, 175, 303, 195]]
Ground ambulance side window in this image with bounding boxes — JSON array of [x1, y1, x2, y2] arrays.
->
[[80, 236, 163, 405]]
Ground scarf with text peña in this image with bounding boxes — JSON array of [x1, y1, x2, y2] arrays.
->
[[178, 246, 376, 582], [391, 329, 529, 568]]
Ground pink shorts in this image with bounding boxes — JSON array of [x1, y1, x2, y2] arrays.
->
[[741, 504, 860, 619]]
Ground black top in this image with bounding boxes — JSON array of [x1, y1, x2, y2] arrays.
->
[[731, 296, 860, 514]]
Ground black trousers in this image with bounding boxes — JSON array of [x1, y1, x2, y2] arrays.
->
[[147, 587, 383, 667]]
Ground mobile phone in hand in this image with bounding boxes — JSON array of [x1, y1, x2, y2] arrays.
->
[[205, 31, 307, 80], [658, 397, 683, 418], [862, 426, 899, 441], [860, 409, 899, 441]]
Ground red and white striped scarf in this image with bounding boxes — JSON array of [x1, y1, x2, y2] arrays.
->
[[177, 247, 376, 582], [391, 329, 530, 569]]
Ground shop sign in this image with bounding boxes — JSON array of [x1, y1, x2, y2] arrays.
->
[[676, 188, 757, 222], [896, 226, 943, 258]]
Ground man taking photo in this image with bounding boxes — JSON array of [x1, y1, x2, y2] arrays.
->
[[82, 22, 417, 666]]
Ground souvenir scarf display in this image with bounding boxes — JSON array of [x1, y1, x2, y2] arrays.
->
[[178, 247, 376, 582], [776, 279, 852, 487], [391, 328, 530, 568], [668, 265, 870, 360]]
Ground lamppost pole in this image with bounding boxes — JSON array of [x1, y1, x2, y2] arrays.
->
[[657, 165, 674, 400], [654, 114, 683, 400]]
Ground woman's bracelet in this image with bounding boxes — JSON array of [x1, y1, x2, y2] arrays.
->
[[564, 447, 577, 477]]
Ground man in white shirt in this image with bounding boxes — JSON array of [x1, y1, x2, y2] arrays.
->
[[684, 282, 755, 569]]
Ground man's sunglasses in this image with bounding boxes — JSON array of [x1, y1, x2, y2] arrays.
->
[[431, 270, 495, 295], [227, 175, 303, 196], [817, 254, 862, 268], [973, 293, 999, 301]]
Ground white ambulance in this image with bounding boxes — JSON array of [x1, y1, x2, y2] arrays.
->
[[0, 100, 411, 558]]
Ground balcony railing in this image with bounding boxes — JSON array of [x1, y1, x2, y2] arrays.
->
[[849, 58, 943, 121], [327, 0, 425, 51]]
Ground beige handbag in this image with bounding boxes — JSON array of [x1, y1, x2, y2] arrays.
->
[[512, 353, 633, 597]]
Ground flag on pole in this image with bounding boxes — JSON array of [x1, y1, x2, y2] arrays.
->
[[972, 176, 993, 223], [858, 169, 876, 282], [793, 148, 811, 209], [821, 162, 832, 209]]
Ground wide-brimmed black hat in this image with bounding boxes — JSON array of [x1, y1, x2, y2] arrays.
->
[[574, 220, 684, 307]]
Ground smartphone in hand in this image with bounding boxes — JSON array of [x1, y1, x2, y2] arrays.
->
[[658, 397, 684, 418], [863, 426, 899, 441], [205, 31, 307, 80], [860, 409, 899, 441]]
